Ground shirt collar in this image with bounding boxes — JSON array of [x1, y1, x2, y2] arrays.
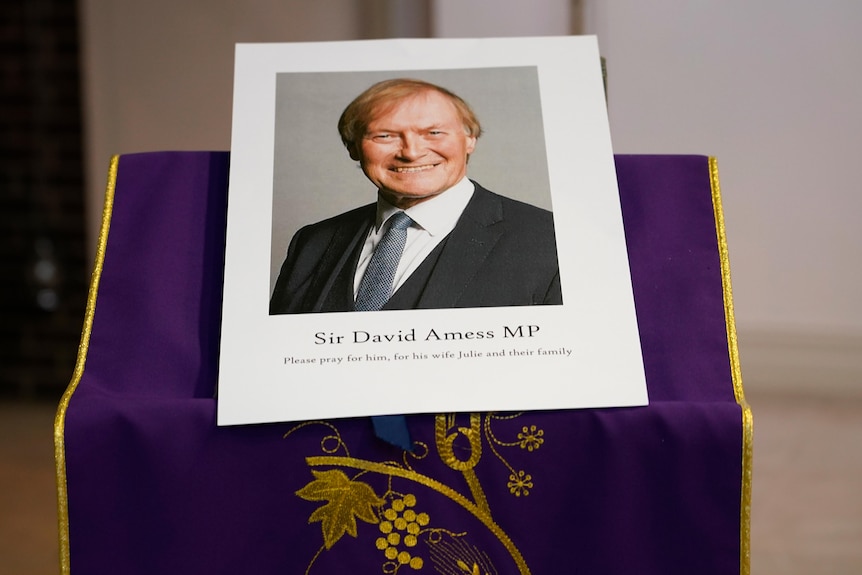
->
[[375, 177, 475, 235]]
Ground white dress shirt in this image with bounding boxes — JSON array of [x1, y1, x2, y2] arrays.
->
[[353, 177, 475, 298]]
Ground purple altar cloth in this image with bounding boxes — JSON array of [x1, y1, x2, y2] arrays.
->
[[56, 153, 750, 574]]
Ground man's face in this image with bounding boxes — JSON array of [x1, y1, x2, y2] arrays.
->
[[350, 90, 477, 209]]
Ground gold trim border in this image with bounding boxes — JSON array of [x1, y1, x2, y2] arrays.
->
[[53, 155, 120, 575], [708, 157, 753, 575]]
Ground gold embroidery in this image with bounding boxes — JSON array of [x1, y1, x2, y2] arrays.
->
[[269, 413, 538, 573], [376, 492, 428, 571], [53, 155, 119, 575], [435, 414, 489, 515], [306, 456, 530, 574], [428, 535, 496, 575], [295, 469, 383, 549], [516, 426, 544, 452], [436, 414, 483, 471], [709, 157, 753, 575], [482, 412, 522, 449], [304, 545, 326, 575], [288, 418, 519, 574], [506, 471, 533, 497], [285, 420, 350, 457], [434, 412, 544, 511], [401, 441, 429, 472], [482, 414, 542, 498], [294, 454, 509, 575]]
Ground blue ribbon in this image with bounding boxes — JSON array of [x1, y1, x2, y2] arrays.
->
[[371, 415, 412, 451]]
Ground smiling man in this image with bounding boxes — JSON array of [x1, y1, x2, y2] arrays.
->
[[269, 78, 562, 314]]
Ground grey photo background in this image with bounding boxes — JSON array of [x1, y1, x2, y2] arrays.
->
[[270, 66, 552, 291]]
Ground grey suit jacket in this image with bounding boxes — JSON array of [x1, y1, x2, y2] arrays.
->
[[269, 182, 562, 313]]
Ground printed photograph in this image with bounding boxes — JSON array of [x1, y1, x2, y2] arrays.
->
[[269, 68, 561, 314], [218, 37, 647, 426]]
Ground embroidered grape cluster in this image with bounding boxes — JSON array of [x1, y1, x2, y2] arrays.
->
[[375, 493, 430, 570]]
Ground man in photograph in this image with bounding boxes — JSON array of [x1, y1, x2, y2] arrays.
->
[[269, 78, 562, 314]]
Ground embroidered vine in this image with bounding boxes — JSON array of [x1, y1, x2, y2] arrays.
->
[[286, 414, 543, 574]]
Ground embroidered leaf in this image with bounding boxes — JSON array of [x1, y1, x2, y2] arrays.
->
[[296, 469, 383, 549]]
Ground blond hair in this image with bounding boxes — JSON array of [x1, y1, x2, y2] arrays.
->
[[337, 78, 482, 149]]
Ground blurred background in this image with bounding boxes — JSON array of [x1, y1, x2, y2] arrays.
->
[[2, 1, 860, 573]]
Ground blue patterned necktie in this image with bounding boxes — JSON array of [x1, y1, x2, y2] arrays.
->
[[355, 211, 414, 451], [355, 212, 413, 451], [355, 211, 414, 311]]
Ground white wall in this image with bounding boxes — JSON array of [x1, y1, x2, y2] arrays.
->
[[433, 0, 572, 37], [584, 1, 862, 395], [78, 0, 363, 250]]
